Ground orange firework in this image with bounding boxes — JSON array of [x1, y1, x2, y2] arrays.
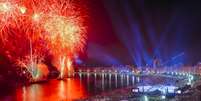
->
[[43, 15, 86, 78], [0, 0, 87, 81], [38, 0, 86, 78]]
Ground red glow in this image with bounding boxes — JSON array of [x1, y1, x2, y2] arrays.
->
[[16, 79, 87, 101], [0, 0, 87, 80]]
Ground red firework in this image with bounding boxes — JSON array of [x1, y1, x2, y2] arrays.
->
[[0, 0, 87, 81]]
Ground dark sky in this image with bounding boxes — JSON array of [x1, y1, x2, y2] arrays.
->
[[81, 0, 201, 66]]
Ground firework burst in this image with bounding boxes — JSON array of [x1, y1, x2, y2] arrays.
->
[[0, 0, 87, 81]]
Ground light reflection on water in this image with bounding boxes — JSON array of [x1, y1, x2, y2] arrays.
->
[[16, 79, 87, 101], [0, 73, 179, 101]]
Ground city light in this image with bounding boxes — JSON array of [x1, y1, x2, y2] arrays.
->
[[132, 88, 139, 93], [161, 95, 166, 99], [137, 85, 178, 93], [176, 90, 181, 94]]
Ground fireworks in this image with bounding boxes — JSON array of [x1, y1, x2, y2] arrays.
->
[[0, 2, 11, 13], [19, 6, 26, 14], [0, 0, 87, 81], [16, 53, 48, 82]]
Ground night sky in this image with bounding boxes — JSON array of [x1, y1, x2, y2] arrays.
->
[[81, 0, 201, 66]]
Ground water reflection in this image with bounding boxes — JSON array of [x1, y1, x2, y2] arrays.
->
[[115, 74, 118, 88], [109, 74, 111, 89], [16, 79, 87, 101], [76, 73, 145, 94], [132, 76, 135, 85], [0, 73, 180, 101], [126, 75, 129, 86]]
